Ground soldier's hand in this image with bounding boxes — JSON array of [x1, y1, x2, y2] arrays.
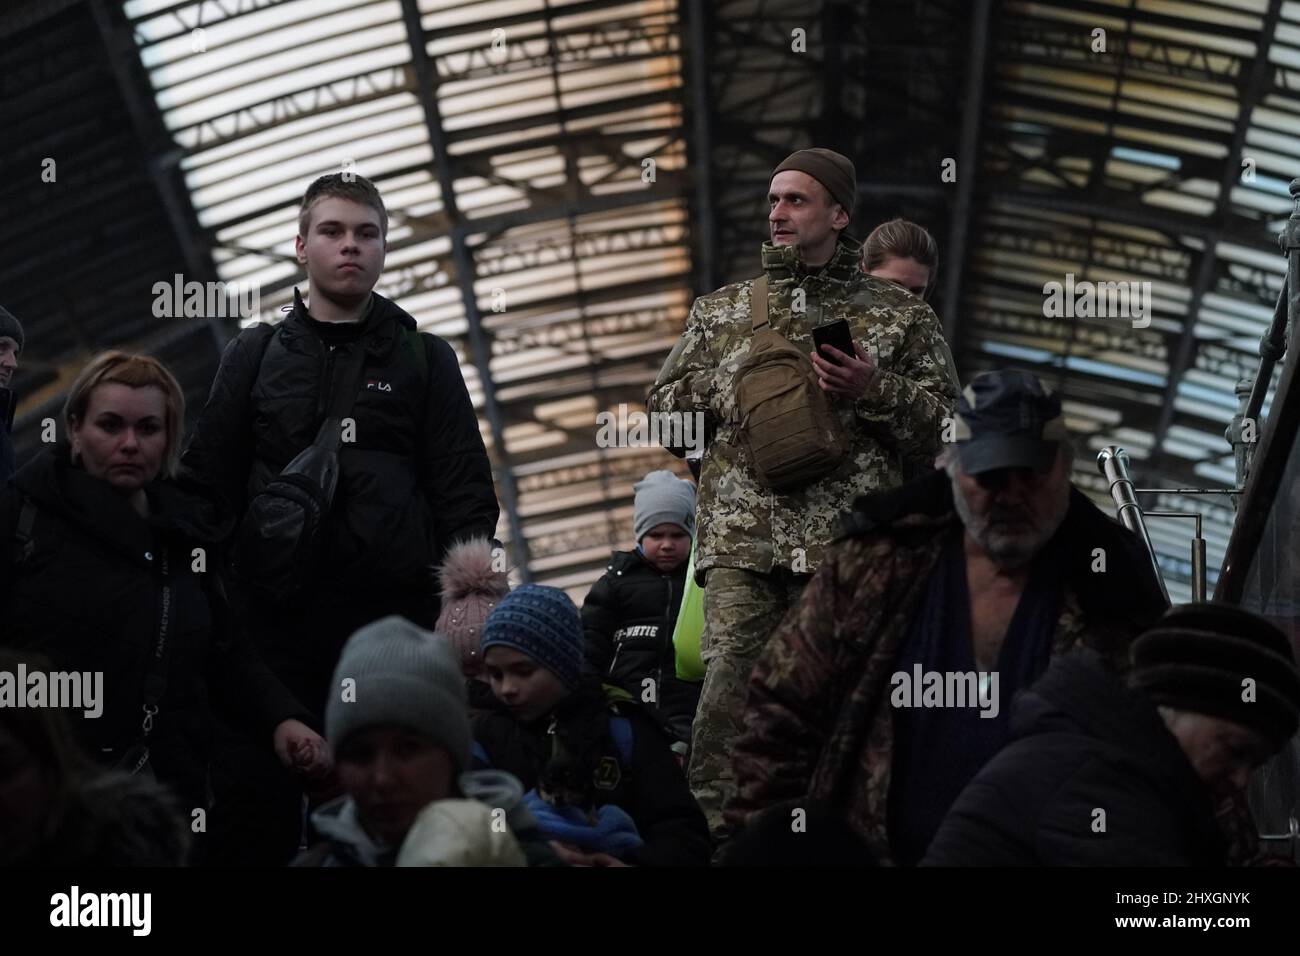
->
[[812, 341, 877, 398]]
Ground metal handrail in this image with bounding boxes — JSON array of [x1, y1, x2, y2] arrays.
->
[[1229, 284, 1290, 486], [1217, 177, 1300, 601], [1130, 487, 1240, 495], [1096, 446, 1170, 604], [1141, 511, 1206, 603], [1258, 816, 1299, 850]]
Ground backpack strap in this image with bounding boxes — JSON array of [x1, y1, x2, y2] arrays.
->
[[11, 494, 37, 567], [471, 740, 492, 767], [608, 714, 634, 766], [406, 328, 429, 385], [470, 714, 631, 771], [246, 320, 278, 390], [750, 275, 769, 332]]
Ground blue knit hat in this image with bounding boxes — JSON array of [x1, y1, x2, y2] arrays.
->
[[480, 584, 583, 690]]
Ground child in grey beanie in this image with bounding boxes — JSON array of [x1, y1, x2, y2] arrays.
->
[[632, 469, 696, 542], [580, 468, 700, 746], [324, 614, 471, 767], [301, 616, 539, 867]]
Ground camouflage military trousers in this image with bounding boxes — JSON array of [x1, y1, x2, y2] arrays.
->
[[688, 566, 811, 844]]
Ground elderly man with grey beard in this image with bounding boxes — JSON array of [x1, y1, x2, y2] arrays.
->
[[724, 369, 1168, 865]]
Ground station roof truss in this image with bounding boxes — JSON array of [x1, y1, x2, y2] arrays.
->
[[4, 0, 1296, 603]]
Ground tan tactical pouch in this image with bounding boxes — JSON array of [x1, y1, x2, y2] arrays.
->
[[735, 275, 849, 491]]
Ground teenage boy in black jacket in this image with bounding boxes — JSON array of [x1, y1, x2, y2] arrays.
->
[[582, 469, 700, 746], [181, 173, 500, 864], [473, 584, 712, 867]]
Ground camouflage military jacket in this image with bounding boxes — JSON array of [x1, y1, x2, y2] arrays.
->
[[646, 236, 959, 581], [725, 473, 1170, 864]]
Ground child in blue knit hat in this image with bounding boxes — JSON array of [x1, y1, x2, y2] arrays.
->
[[473, 584, 711, 867]]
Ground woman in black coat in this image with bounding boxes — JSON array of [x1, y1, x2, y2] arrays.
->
[[0, 351, 328, 823], [922, 649, 1229, 866]]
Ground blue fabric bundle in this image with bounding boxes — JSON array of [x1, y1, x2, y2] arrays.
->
[[522, 790, 644, 856]]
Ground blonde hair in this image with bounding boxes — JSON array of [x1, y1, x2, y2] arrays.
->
[[63, 351, 186, 478], [862, 218, 939, 296]]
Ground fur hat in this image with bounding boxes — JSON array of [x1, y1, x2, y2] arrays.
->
[[434, 538, 510, 679], [1132, 603, 1300, 750]]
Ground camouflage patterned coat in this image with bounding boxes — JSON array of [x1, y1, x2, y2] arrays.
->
[[647, 237, 959, 582], [725, 472, 1170, 864]]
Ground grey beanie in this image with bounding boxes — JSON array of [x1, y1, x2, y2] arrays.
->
[[0, 305, 23, 352], [633, 469, 696, 541], [325, 615, 471, 771]]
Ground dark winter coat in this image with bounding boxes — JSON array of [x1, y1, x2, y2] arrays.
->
[[3, 770, 191, 867], [1, 385, 15, 486], [471, 680, 712, 866], [582, 549, 699, 742], [0, 447, 310, 811], [923, 649, 1228, 866], [179, 290, 499, 615], [0, 427, 13, 487]]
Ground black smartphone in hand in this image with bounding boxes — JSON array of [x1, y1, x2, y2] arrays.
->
[[812, 319, 855, 360]]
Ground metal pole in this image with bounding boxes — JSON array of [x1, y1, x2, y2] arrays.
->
[[684, 0, 717, 295], [1097, 446, 1170, 603], [1144, 510, 1206, 603], [1192, 532, 1206, 603], [1228, 377, 1253, 489], [1239, 180, 1300, 471], [1241, 285, 1289, 459], [89, 0, 229, 356], [1215, 179, 1300, 602], [1130, 487, 1241, 495], [940, 0, 993, 348], [399, 0, 531, 580], [1286, 177, 1300, 371]]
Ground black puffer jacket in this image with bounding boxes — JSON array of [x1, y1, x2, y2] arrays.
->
[[0, 425, 13, 486], [922, 649, 1227, 866], [0, 448, 309, 811], [582, 550, 699, 743], [180, 290, 499, 606], [471, 680, 712, 866], [0, 385, 15, 485]]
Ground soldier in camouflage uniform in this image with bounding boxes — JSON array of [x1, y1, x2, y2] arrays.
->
[[646, 148, 960, 841]]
